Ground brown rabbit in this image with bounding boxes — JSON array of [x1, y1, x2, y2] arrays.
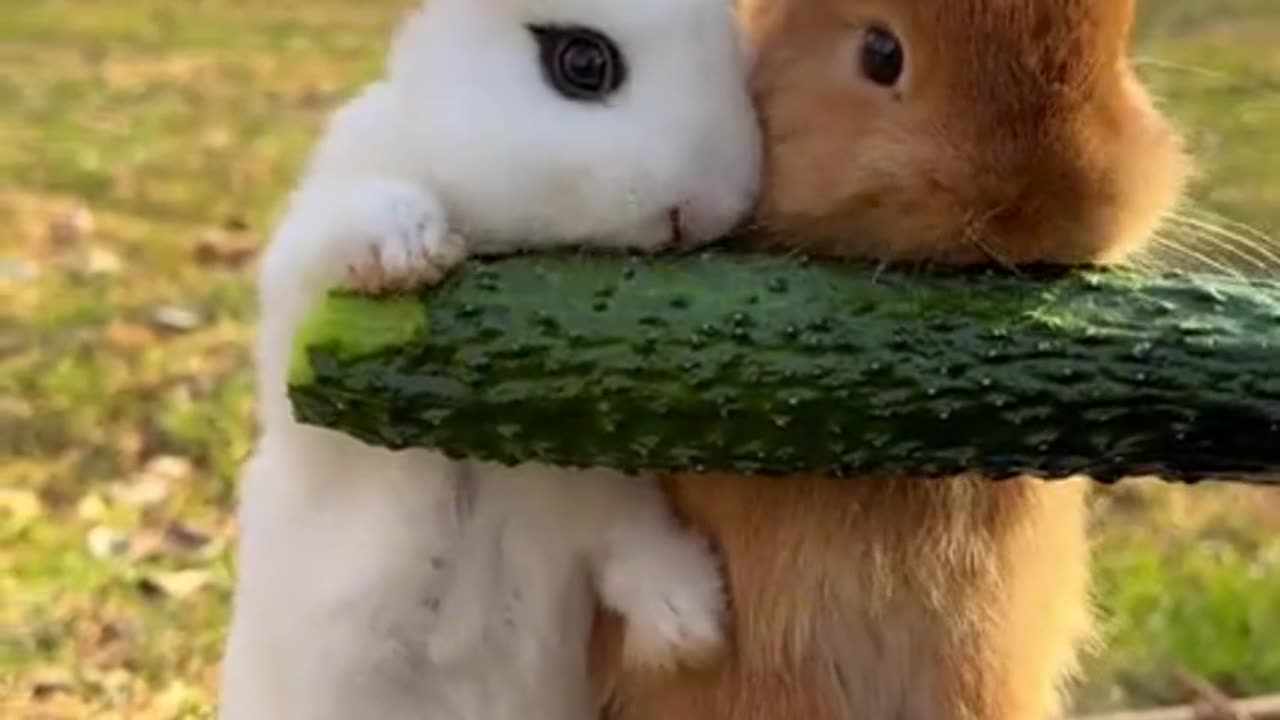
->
[[591, 1, 1190, 719]]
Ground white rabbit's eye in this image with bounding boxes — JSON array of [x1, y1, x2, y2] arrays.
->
[[860, 26, 904, 88], [529, 25, 626, 102]]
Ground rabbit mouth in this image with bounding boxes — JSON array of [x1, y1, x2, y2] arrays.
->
[[665, 207, 712, 253], [668, 208, 687, 248]]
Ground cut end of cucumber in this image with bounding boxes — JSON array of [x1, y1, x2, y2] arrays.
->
[[288, 292, 426, 385]]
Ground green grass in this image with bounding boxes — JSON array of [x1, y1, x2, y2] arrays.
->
[[1077, 482, 1280, 711], [2, 1, 1278, 717]]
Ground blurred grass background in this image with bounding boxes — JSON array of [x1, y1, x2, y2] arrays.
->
[[2, 0, 1277, 717]]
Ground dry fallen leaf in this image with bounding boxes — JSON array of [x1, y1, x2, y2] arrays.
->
[[164, 522, 212, 552], [0, 257, 40, 283], [108, 455, 195, 509], [107, 474, 170, 508], [29, 667, 75, 701], [112, 427, 146, 469], [140, 455, 194, 483], [149, 305, 204, 333], [125, 528, 169, 563], [0, 488, 44, 523], [48, 204, 95, 246], [76, 492, 108, 521], [86, 526, 130, 560], [194, 230, 258, 268], [67, 246, 124, 278], [137, 569, 214, 601], [101, 320, 158, 350]]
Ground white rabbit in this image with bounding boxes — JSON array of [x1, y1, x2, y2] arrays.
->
[[217, 0, 762, 718]]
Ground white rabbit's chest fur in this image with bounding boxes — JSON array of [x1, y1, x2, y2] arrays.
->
[[223, 424, 623, 720]]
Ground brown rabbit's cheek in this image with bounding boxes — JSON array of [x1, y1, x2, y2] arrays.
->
[[756, 101, 875, 220], [1038, 74, 1189, 264], [1103, 80, 1192, 259], [758, 179, 989, 265], [757, 123, 973, 263], [1102, 139, 1189, 263]]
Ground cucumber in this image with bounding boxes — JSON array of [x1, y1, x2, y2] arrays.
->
[[287, 251, 1280, 483]]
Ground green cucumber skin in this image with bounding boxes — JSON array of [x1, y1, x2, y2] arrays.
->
[[287, 252, 1280, 483]]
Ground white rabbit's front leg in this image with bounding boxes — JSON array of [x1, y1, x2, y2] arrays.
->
[[219, 435, 465, 720], [582, 475, 727, 671], [225, 85, 474, 720], [255, 178, 465, 405], [254, 84, 468, 419]]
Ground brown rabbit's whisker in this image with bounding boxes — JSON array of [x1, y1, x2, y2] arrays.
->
[[1180, 204, 1277, 246], [1166, 212, 1280, 270], [1115, 254, 1158, 274], [870, 259, 891, 283], [1171, 209, 1274, 250], [965, 234, 1019, 275], [955, 206, 1022, 274], [1131, 57, 1241, 83], [1147, 233, 1245, 279], [1164, 219, 1274, 272]]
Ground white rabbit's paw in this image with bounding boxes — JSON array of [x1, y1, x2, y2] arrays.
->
[[600, 534, 726, 671], [343, 181, 467, 293]]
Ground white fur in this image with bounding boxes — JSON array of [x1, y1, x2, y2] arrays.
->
[[218, 0, 761, 718]]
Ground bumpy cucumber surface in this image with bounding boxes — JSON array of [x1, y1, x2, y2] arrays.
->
[[288, 251, 1280, 482]]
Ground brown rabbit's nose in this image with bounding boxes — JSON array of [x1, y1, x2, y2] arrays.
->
[[970, 155, 1090, 221], [955, 175, 1098, 264]]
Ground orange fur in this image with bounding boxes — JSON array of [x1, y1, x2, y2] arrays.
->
[[595, 476, 1093, 720], [593, 0, 1189, 719]]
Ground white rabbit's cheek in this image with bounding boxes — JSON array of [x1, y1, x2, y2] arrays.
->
[[415, 102, 685, 243]]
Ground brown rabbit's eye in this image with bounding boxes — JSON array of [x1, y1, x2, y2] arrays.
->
[[860, 26, 904, 87], [530, 25, 626, 103]]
